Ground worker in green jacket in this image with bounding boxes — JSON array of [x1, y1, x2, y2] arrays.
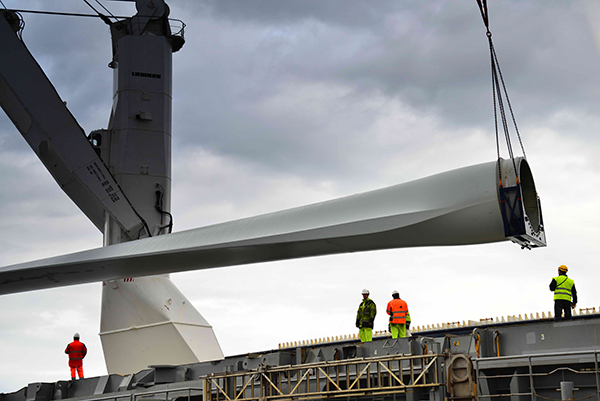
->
[[356, 289, 376, 342], [549, 265, 577, 321]]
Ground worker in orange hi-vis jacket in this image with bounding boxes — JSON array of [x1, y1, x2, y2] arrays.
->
[[386, 290, 411, 338], [65, 333, 87, 380]]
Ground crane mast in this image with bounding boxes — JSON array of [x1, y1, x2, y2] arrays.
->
[[102, 0, 175, 244], [98, 1, 225, 374]]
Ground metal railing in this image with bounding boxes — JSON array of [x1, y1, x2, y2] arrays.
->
[[475, 350, 600, 401], [202, 353, 444, 401], [73, 387, 203, 401]]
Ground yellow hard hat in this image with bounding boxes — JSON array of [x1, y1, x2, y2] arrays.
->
[[558, 265, 568, 272]]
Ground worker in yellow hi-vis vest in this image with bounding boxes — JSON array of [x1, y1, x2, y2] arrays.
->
[[549, 265, 577, 321]]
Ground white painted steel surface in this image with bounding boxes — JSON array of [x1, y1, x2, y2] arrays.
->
[[100, 275, 223, 374], [0, 157, 541, 296]]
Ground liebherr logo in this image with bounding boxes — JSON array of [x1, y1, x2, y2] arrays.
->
[[131, 71, 162, 79]]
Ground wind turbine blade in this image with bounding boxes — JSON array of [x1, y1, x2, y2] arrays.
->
[[0, 158, 545, 295]]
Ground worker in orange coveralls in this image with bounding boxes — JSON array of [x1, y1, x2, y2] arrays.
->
[[65, 333, 87, 380]]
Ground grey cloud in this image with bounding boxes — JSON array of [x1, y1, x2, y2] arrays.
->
[[164, 0, 599, 199], [184, 0, 400, 28]]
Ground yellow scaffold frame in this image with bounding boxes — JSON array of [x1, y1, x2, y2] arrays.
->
[[202, 353, 443, 401]]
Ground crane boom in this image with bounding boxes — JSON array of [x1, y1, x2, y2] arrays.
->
[[0, 10, 145, 239]]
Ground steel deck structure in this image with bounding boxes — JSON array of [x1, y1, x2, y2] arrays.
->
[[3, 313, 600, 401]]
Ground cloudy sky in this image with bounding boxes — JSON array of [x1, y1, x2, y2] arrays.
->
[[1, 0, 600, 393]]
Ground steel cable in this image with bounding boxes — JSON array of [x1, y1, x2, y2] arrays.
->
[[476, 0, 527, 186]]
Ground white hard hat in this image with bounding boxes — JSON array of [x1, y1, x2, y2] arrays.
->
[[74, 333, 80, 339], [361, 289, 369, 295], [392, 290, 399, 296]]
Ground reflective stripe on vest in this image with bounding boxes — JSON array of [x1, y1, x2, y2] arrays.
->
[[66, 341, 87, 361], [553, 276, 574, 301], [387, 299, 408, 324]]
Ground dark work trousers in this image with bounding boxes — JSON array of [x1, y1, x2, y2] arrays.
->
[[554, 300, 572, 321]]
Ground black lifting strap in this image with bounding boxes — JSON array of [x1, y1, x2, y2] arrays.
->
[[475, 0, 527, 187], [476, 0, 490, 32]]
